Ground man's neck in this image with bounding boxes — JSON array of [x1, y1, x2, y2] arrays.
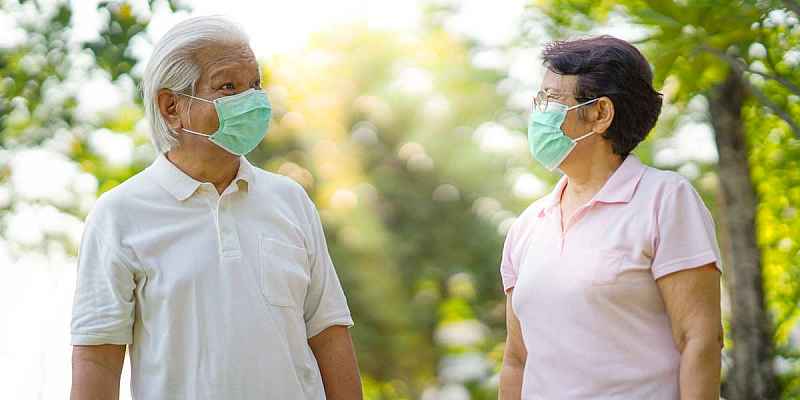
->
[[165, 148, 240, 194]]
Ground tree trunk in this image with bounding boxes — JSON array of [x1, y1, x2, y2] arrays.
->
[[708, 71, 779, 399]]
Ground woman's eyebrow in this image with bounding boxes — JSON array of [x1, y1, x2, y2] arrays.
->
[[542, 88, 570, 99]]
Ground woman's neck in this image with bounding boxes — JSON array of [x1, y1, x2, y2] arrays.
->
[[560, 147, 624, 202]]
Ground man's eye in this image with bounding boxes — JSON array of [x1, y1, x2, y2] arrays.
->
[[221, 83, 235, 90]]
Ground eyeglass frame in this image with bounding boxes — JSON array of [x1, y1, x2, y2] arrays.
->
[[532, 89, 600, 112]]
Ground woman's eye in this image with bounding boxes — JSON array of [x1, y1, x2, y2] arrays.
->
[[221, 83, 235, 90]]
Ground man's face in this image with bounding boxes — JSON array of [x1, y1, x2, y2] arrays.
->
[[176, 42, 261, 142]]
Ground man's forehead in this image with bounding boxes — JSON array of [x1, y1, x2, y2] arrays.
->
[[197, 44, 256, 70], [207, 60, 259, 80]]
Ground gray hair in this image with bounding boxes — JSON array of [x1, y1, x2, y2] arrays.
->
[[142, 16, 250, 153]]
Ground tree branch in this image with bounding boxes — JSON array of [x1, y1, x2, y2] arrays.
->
[[783, 0, 800, 17], [773, 291, 800, 337], [757, 20, 800, 97], [748, 81, 800, 137], [703, 45, 800, 97], [701, 45, 800, 138]]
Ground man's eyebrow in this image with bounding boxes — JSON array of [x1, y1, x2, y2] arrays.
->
[[209, 68, 236, 82]]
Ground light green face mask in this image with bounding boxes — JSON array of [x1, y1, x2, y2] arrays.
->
[[527, 98, 599, 171], [179, 88, 272, 156]]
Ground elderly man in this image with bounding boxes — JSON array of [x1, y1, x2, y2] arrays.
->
[[70, 16, 361, 400]]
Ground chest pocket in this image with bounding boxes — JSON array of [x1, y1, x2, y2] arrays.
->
[[575, 248, 652, 286], [259, 236, 310, 308], [588, 250, 625, 285]]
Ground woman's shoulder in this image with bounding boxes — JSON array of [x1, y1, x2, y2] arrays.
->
[[505, 195, 553, 239], [639, 163, 698, 194], [637, 163, 707, 211]]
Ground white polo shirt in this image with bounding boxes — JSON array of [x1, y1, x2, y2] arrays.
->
[[71, 154, 353, 400]]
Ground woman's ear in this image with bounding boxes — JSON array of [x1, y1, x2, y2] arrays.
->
[[157, 89, 182, 131], [592, 97, 615, 134]]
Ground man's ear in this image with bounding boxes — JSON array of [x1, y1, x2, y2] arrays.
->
[[592, 96, 615, 134], [157, 89, 182, 131]]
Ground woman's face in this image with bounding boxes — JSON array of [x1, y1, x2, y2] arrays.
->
[[539, 69, 595, 140], [538, 69, 615, 170]]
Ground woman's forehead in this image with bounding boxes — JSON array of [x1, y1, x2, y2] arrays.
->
[[541, 69, 577, 94]]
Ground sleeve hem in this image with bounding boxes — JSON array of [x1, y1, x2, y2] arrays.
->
[[306, 313, 354, 339], [652, 251, 721, 280], [71, 332, 132, 346], [500, 263, 517, 293], [501, 276, 516, 293]]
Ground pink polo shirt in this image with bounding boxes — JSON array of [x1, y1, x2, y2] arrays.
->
[[501, 155, 721, 399]]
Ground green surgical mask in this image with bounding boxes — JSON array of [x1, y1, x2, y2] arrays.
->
[[527, 98, 599, 171], [179, 88, 272, 156]]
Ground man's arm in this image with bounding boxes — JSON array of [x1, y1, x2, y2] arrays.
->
[[499, 288, 527, 400], [71, 344, 126, 400], [657, 264, 723, 400], [308, 325, 362, 400]]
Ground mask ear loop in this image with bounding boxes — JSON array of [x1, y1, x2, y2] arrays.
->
[[186, 85, 194, 129], [566, 97, 601, 142], [175, 83, 215, 137], [565, 97, 600, 111], [573, 129, 596, 142]]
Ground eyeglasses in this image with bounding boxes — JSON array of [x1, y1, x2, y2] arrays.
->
[[532, 89, 597, 112]]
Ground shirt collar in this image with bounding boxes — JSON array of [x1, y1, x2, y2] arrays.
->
[[150, 154, 255, 201], [538, 154, 646, 217], [235, 156, 255, 192]]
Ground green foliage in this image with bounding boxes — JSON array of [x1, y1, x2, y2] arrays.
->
[[0, 1, 75, 148], [539, 0, 762, 99], [85, 0, 188, 86], [746, 103, 800, 356]]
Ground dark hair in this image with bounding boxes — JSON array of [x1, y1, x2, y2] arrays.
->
[[542, 35, 663, 157]]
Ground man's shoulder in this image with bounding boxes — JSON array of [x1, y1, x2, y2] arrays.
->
[[85, 167, 157, 230], [94, 168, 152, 207], [249, 165, 309, 201]]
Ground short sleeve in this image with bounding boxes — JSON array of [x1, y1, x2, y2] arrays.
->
[[71, 213, 136, 346], [300, 193, 353, 338], [651, 180, 722, 279], [500, 220, 522, 292]]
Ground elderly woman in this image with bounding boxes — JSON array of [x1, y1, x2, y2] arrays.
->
[[70, 16, 361, 400], [499, 36, 723, 399]]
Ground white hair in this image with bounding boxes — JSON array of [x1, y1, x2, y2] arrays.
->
[[142, 16, 250, 153]]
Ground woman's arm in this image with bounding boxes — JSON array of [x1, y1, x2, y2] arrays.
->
[[500, 288, 527, 400], [657, 264, 723, 400]]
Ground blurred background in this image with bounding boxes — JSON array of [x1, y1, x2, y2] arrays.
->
[[0, 0, 798, 399]]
